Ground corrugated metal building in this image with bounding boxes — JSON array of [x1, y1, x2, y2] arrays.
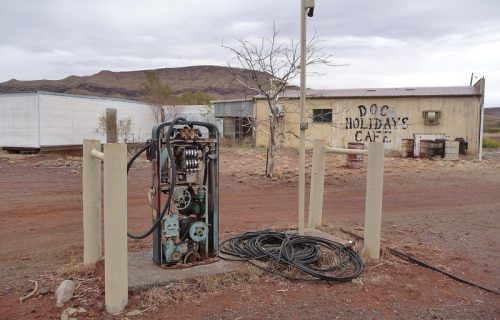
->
[[254, 79, 485, 155], [0, 91, 156, 150], [213, 99, 254, 140]]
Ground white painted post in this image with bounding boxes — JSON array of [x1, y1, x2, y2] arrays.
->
[[364, 142, 384, 259], [83, 140, 102, 265], [104, 144, 128, 314], [308, 140, 326, 228]]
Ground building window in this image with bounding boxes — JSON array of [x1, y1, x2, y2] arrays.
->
[[312, 109, 332, 123], [422, 110, 441, 125]]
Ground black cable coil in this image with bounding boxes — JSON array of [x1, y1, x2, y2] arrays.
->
[[219, 231, 364, 282]]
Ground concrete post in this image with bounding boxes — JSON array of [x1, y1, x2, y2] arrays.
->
[[104, 144, 128, 314], [364, 142, 384, 259], [83, 140, 102, 265], [298, 0, 308, 236], [308, 140, 326, 228]]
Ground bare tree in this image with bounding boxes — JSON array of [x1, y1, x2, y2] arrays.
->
[[117, 117, 133, 143], [95, 114, 134, 143], [224, 22, 334, 177]]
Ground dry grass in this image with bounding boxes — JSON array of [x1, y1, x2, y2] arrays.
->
[[267, 260, 302, 278], [196, 267, 263, 292], [316, 249, 341, 267], [138, 267, 264, 311], [365, 274, 392, 285], [57, 262, 96, 278], [139, 286, 171, 311], [56, 247, 96, 278], [317, 224, 344, 237], [267, 223, 297, 232], [353, 242, 373, 265], [140, 281, 194, 311]]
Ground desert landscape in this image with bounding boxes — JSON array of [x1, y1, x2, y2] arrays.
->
[[0, 144, 499, 319]]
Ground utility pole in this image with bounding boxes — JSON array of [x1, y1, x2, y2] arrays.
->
[[299, 0, 315, 235]]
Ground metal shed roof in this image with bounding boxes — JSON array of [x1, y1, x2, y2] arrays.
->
[[257, 85, 482, 100]]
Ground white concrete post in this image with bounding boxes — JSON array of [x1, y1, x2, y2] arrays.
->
[[104, 144, 128, 314], [308, 140, 326, 228], [364, 142, 385, 259], [83, 140, 102, 265]]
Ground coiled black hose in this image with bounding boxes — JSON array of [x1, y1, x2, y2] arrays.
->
[[219, 231, 364, 282]]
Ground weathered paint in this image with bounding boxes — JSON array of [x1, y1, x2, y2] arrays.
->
[[255, 95, 481, 155]]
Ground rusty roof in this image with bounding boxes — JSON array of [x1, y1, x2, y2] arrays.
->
[[258, 85, 482, 100]]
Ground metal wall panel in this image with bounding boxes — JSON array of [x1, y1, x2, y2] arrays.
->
[[38, 93, 156, 146], [0, 93, 40, 148], [255, 95, 481, 155], [214, 100, 253, 117]]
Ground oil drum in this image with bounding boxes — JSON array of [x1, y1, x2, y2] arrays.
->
[[346, 142, 365, 169]]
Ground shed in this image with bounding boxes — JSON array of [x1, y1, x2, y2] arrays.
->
[[213, 99, 254, 140]]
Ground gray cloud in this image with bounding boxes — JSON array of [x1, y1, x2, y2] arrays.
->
[[0, 0, 499, 105]]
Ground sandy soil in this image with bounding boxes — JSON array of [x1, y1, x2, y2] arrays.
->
[[0, 147, 499, 319]]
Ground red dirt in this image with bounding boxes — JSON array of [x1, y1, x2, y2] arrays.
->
[[0, 147, 499, 319]]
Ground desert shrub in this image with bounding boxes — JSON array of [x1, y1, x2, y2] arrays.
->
[[483, 138, 500, 149]]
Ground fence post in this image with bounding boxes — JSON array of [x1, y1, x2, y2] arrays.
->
[[364, 142, 384, 259], [308, 140, 326, 228], [104, 143, 128, 314], [83, 140, 102, 265]]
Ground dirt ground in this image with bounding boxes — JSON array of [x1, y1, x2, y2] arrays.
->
[[0, 146, 499, 319]]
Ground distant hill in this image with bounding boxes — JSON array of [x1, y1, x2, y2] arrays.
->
[[484, 107, 500, 118], [484, 107, 500, 133], [0, 65, 271, 102]]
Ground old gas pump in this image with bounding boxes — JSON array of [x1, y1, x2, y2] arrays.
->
[[128, 118, 219, 266]]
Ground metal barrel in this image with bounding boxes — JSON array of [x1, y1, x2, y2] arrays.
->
[[400, 139, 414, 158], [346, 142, 365, 169], [419, 140, 433, 159]]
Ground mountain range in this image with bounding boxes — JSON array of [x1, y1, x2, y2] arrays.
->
[[0, 65, 270, 102]]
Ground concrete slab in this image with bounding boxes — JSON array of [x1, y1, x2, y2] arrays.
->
[[128, 251, 243, 290], [303, 228, 350, 244], [128, 230, 348, 290]]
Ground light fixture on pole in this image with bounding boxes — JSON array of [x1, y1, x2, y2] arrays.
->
[[298, 0, 315, 235]]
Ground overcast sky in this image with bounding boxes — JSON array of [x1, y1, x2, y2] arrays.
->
[[1, 0, 499, 106]]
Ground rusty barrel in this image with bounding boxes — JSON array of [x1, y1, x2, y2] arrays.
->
[[401, 138, 414, 158], [419, 140, 432, 159], [346, 142, 365, 169]]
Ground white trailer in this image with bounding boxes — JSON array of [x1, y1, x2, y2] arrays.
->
[[0, 92, 157, 150]]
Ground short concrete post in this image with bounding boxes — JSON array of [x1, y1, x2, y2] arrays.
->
[[83, 140, 102, 265], [308, 140, 326, 228], [104, 144, 128, 314], [364, 142, 384, 259]]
